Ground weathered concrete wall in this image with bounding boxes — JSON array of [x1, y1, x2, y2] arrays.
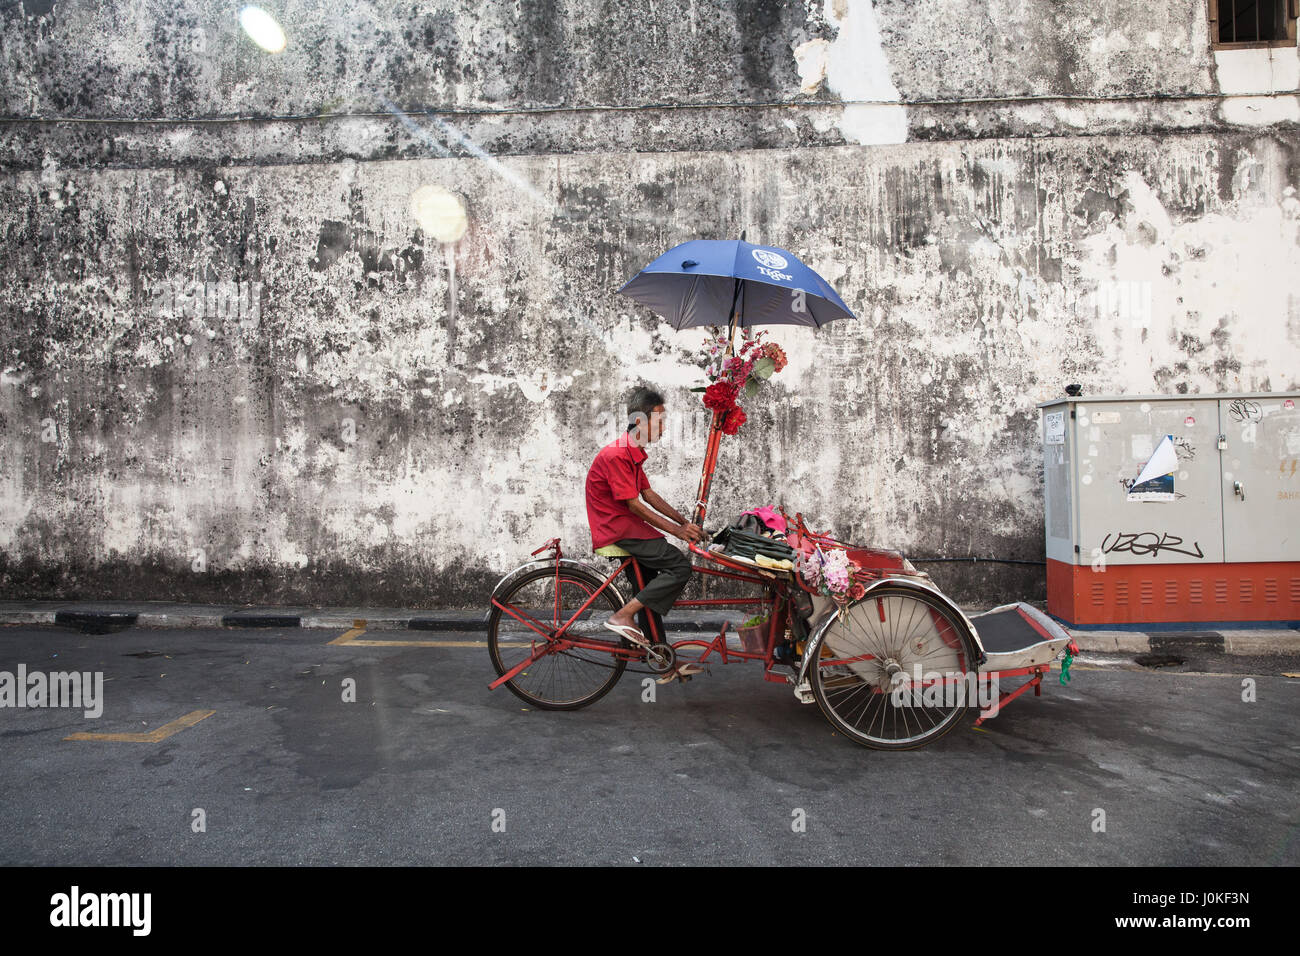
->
[[1, 1, 1298, 607], [2, 0, 1297, 168]]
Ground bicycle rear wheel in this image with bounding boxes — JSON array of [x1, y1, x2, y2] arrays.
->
[[810, 585, 979, 750], [487, 565, 628, 710]]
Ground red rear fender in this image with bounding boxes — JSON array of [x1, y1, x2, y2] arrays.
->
[[846, 547, 908, 572]]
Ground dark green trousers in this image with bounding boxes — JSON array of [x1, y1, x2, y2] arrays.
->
[[615, 536, 692, 626]]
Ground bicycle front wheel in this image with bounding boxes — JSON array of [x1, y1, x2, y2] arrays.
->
[[810, 585, 979, 750], [487, 565, 628, 710]]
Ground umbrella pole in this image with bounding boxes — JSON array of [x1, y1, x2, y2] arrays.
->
[[691, 407, 726, 528], [691, 277, 743, 530], [694, 277, 741, 528], [724, 276, 741, 358]]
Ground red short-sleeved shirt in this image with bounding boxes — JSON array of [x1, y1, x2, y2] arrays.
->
[[585, 433, 662, 550]]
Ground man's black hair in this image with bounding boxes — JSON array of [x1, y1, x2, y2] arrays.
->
[[626, 386, 666, 432]]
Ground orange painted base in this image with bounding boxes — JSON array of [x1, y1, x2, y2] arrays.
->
[[1047, 558, 1300, 627]]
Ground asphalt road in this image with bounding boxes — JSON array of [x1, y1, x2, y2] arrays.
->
[[1, 623, 1297, 866]]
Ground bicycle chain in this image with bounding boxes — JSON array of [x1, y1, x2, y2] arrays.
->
[[547, 647, 677, 676]]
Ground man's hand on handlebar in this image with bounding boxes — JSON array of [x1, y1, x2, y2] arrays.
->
[[677, 521, 705, 545]]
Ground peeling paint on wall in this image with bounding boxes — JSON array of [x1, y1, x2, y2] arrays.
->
[[1214, 47, 1300, 126], [798, 0, 907, 145], [1, 1, 1298, 608], [3, 131, 1298, 608]]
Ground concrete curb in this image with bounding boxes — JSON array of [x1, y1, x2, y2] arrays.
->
[[1069, 631, 1300, 655], [3, 601, 1299, 655], [1222, 634, 1300, 655], [53, 610, 139, 634]]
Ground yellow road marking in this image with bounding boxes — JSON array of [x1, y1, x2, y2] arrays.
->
[[328, 619, 524, 648], [65, 709, 215, 743], [347, 639, 499, 647], [330, 628, 1300, 671], [1053, 663, 1283, 678], [327, 620, 369, 645]]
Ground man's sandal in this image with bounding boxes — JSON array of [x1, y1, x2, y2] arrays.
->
[[603, 620, 651, 649], [656, 662, 705, 685]]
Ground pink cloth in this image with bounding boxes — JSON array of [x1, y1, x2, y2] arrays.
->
[[785, 530, 816, 557], [741, 505, 787, 533]]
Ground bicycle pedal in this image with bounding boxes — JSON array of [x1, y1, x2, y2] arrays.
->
[[789, 677, 815, 704]]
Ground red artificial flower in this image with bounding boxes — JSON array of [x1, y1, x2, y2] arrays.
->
[[703, 380, 739, 411], [847, 581, 867, 601], [721, 406, 747, 435]]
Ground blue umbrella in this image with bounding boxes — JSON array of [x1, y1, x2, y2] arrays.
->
[[616, 238, 856, 339], [617, 237, 857, 529]]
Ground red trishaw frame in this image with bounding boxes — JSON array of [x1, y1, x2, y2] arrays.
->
[[487, 391, 1074, 729]]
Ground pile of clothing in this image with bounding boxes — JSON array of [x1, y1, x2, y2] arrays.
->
[[713, 506, 797, 570]]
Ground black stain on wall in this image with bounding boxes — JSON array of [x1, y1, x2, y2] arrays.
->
[[733, 0, 791, 94], [515, 0, 568, 103], [309, 220, 352, 271]]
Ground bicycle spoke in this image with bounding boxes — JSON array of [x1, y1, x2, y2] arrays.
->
[[490, 570, 627, 708], [813, 587, 974, 748]]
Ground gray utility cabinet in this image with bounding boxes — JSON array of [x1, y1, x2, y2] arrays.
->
[[1037, 392, 1300, 626]]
